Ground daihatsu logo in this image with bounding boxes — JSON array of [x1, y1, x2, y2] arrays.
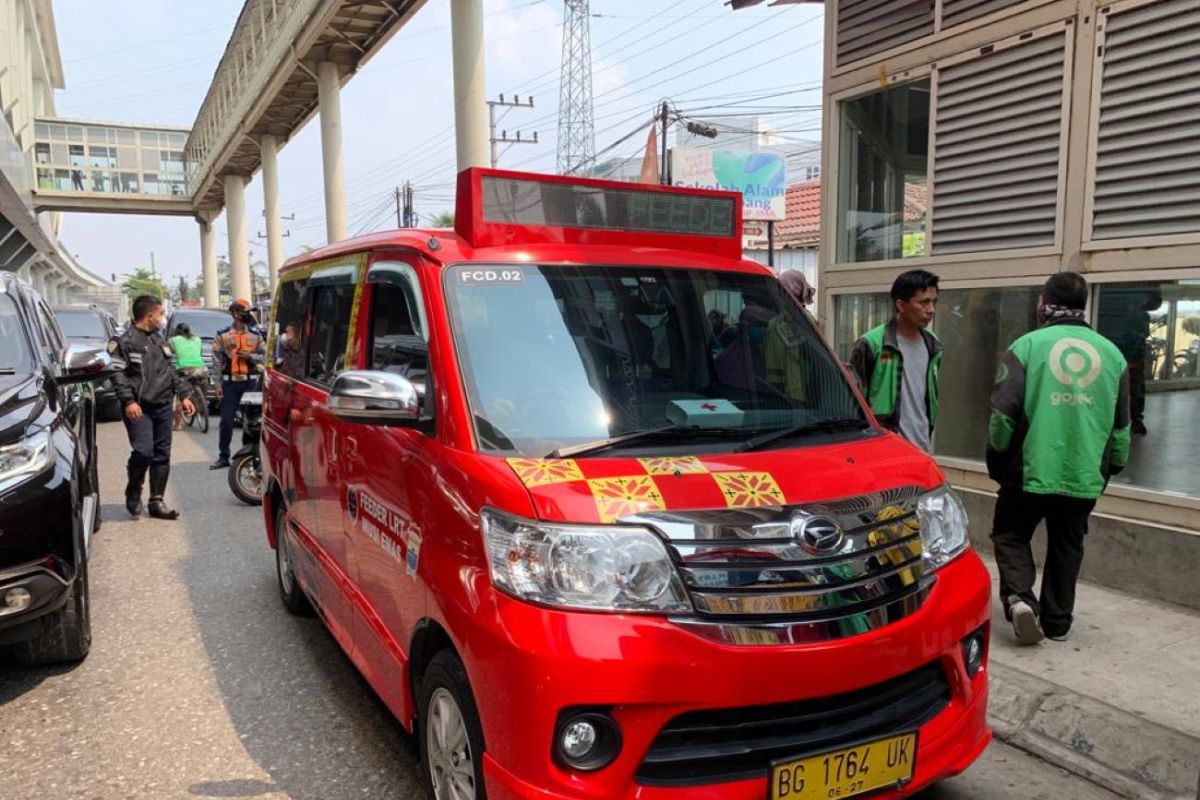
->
[[793, 514, 845, 555]]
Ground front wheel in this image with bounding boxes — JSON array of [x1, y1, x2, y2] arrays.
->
[[274, 505, 310, 615], [13, 553, 91, 666], [419, 651, 487, 800], [228, 452, 263, 506]]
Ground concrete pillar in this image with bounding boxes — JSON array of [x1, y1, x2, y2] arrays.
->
[[223, 174, 253, 303], [317, 62, 347, 244], [451, 0, 489, 171], [199, 211, 219, 307], [260, 135, 284, 291]]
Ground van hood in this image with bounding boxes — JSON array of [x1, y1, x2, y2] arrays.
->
[[503, 433, 944, 525], [0, 374, 45, 446]]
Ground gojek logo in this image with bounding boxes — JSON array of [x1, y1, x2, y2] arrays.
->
[[1048, 338, 1102, 406]]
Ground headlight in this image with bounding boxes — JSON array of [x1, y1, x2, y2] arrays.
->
[[481, 510, 691, 613], [916, 485, 970, 567], [0, 431, 54, 490]]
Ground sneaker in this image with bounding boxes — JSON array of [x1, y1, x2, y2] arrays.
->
[[1009, 599, 1044, 646], [1044, 629, 1070, 642], [1132, 420, 1148, 435], [210, 458, 230, 470]]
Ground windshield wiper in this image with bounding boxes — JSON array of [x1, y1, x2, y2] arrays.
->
[[737, 417, 871, 453], [549, 424, 748, 459]]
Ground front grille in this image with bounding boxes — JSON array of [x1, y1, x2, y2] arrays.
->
[[625, 487, 933, 644], [636, 661, 951, 787]]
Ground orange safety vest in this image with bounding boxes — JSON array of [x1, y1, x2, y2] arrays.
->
[[214, 329, 261, 380]]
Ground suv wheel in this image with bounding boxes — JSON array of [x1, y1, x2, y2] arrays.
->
[[275, 505, 310, 615], [13, 544, 92, 666], [419, 651, 487, 800]]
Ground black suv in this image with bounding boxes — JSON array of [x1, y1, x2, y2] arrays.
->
[[53, 304, 121, 420], [0, 273, 111, 665]]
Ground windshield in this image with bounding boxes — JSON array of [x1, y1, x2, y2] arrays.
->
[[54, 309, 108, 339], [170, 311, 228, 339], [0, 296, 33, 373], [446, 264, 867, 456]]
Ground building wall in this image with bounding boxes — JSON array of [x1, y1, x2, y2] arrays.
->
[[818, 0, 1200, 541]]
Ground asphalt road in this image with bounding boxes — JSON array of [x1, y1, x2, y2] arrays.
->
[[0, 420, 1121, 800]]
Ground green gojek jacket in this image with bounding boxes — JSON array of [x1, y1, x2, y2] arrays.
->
[[848, 320, 944, 435], [987, 319, 1132, 499]]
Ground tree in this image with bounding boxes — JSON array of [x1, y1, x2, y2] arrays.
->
[[1183, 317, 1200, 337], [430, 211, 455, 228], [122, 268, 167, 302]]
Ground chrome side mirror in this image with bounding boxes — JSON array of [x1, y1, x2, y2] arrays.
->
[[59, 344, 113, 385], [328, 370, 422, 425]]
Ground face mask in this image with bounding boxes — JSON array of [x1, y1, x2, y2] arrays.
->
[[155, 315, 167, 332]]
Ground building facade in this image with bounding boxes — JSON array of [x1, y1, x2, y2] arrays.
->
[[0, 0, 116, 312], [814, 0, 1199, 602]]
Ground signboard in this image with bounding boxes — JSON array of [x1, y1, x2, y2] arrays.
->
[[671, 148, 786, 222]]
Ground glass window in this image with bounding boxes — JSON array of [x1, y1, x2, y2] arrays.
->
[[67, 126, 83, 141], [832, 286, 1041, 459], [36, 299, 64, 356], [446, 264, 867, 456], [49, 124, 65, 141], [1096, 280, 1200, 497], [304, 284, 356, 385], [117, 129, 136, 146], [369, 281, 428, 387], [68, 144, 85, 167], [0, 295, 33, 374], [270, 276, 308, 377], [86, 127, 106, 144], [34, 143, 50, 164], [54, 309, 109, 339], [838, 80, 930, 263]]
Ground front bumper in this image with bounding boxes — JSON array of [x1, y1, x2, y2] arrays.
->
[[462, 551, 992, 800], [0, 556, 73, 643]]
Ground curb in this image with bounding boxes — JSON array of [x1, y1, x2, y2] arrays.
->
[[989, 662, 1200, 800]]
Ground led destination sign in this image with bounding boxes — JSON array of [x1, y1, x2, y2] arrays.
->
[[480, 175, 736, 238]]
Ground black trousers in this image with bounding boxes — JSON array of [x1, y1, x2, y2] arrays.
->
[[123, 401, 174, 468], [991, 487, 1096, 637], [218, 380, 249, 460]]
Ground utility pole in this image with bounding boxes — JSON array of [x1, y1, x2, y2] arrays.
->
[[488, 94, 537, 168], [397, 182, 415, 228], [660, 102, 670, 186]]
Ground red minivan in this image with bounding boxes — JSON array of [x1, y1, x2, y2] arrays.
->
[[261, 169, 990, 800]]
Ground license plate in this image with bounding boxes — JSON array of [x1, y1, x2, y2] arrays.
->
[[241, 392, 263, 405], [770, 732, 917, 800]]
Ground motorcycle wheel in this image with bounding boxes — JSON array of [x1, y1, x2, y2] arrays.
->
[[228, 453, 263, 506]]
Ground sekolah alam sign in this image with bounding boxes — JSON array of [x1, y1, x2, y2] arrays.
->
[[671, 148, 787, 222]]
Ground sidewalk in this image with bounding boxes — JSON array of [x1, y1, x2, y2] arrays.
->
[[979, 554, 1200, 800]]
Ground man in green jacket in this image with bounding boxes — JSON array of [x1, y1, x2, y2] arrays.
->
[[849, 270, 943, 452], [988, 272, 1131, 645]]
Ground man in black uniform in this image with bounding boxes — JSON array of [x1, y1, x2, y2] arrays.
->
[[109, 295, 195, 519]]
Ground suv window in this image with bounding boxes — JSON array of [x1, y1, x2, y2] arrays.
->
[[369, 281, 427, 387], [55, 309, 110, 339], [0, 295, 33, 373], [305, 284, 355, 385], [169, 310, 228, 339], [271, 276, 308, 378], [35, 299, 64, 358]]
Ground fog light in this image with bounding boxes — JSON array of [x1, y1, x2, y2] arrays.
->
[[962, 628, 986, 678], [553, 710, 622, 771], [561, 721, 597, 759], [4, 587, 32, 611]]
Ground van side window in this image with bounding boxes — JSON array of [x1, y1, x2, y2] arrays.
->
[[369, 282, 427, 387], [305, 284, 355, 386], [273, 277, 308, 378]]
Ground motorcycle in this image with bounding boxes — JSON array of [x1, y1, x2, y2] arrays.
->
[[228, 381, 263, 506]]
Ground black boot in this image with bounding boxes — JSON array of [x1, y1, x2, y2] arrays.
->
[[147, 465, 180, 520], [125, 464, 147, 517]]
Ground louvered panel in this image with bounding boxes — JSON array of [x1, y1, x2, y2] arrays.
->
[[1091, 0, 1200, 240], [836, 0, 933, 66], [931, 32, 1066, 255], [941, 0, 1025, 28]]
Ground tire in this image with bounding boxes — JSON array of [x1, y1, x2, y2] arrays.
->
[[88, 435, 102, 534], [275, 505, 311, 615], [13, 547, 92, 666], [228, 452, 263, 506], [194, 386, 209, 434], [418, 650, 487, 800]]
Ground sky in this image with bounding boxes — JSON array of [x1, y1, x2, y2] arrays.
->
[[50, 0, 825, 287]]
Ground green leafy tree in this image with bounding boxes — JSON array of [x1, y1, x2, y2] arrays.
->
[[122, 268, 167, 302], [430, 211, 455, 228]]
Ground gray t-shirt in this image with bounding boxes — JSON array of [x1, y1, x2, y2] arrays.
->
[[896, 333, 932, 452]]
